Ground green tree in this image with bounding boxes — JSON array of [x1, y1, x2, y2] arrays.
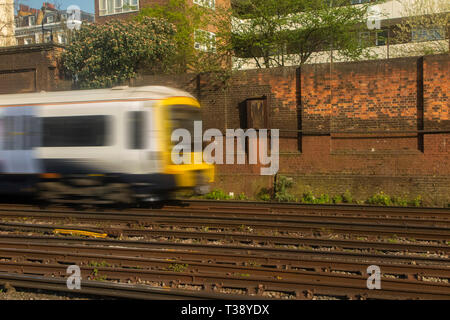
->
[[231, 0, 384, 68], [136, 0, 229, 73], [393, 0, 449, 56], [61, 17, 176, 88]]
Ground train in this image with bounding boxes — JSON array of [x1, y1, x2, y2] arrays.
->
[[0, 85, 214, 204]]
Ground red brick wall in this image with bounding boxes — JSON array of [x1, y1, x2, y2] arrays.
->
[[423, 55, 450, 130], [133, 55, 450, 205]]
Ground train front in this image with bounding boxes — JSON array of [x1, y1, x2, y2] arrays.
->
[[160, 96, 214, 196]]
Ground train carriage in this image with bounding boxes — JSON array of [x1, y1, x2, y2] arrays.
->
[[0, 86, 214, 204]]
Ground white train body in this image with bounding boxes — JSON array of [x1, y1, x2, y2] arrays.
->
[[0, 86, 214, 203]]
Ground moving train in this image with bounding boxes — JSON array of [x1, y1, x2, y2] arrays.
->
[[0, 86, 214, 204]]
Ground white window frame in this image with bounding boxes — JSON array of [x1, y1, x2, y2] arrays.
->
[[28, 16, 35, 26], [193, 0, 215, 10], [46, 15, 54, 24], [194, 29, 216, 52], [57, 34, 66, 44], [351, 0, 373, 4], [99, 0, 139, 16]]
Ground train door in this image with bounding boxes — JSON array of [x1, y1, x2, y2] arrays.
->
[[0, 106, 41, 174], [125, 102, 159, 174], [143, 106, 161, 173]]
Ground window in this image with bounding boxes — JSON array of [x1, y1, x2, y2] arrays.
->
[[46, 15, 54, 24], [28, 16, 35, 26], [359, 31, 370, 46], [99, 0, 139, 16], [169, 105, 202, 150], [24, 38, 33, 45], [412, 28, 445, 42], [376, 30, 387, 46], [193, 0, 215, 9], [127, 111, 146, 149], [194, 29, 216, 52], [57, 34, 66, 44], [42, 116, 110, 147]]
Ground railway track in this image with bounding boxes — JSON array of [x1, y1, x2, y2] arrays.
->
[[0, 201, 448, 299], [0, 273, 246, 300], [0, 221, 449, 255], [0, 202, 449, 242]]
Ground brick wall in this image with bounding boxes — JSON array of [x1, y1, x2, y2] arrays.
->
[[0, 44, 71, 94], [134, 55, 450, 206]]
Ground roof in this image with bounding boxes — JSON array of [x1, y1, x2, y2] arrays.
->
[[0, 86, 196, 106]]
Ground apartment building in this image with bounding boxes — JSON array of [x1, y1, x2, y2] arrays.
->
[[358, 0, 448, 56], [232, 0, 449, 69], [15, 2, 94, 46]]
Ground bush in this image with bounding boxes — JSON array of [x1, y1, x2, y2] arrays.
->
[[315, 194, 331, 204], [410, 196, 422, 207], [257, 188, 272, 201], [62, 17, 176, 88], [342, 190, 353, 203], [366, 192, 392, 206], [301, 191, 331, 204], [274, 175, 296, 202], [301, 191, 316, 204], [236, 193, 248, 200], [332, 195, 343, 204], [391, 196, 409, 207]]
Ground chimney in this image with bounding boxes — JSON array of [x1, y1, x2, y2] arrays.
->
[[43, 2, 55, 10], [20, 4, 30, 12]]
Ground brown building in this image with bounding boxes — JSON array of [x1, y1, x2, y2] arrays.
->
[[95, 0, 230, 52]]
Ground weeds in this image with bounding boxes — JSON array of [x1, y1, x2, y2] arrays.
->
[[91, 268, 107, 281], [367, 192, 392, 206], [257, 188, 272, 201], [204, 189, 232, 200], [207, 181, 428, 208], [274, 176, 296, 202], [88, 261, 111, 268], [367, 192, 423, 207], [236, 192, 248, 200], [168, 263, 188, 273]]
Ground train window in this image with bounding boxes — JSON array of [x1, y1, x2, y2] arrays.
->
[[169, 105, 202, 150], [127, 111, 147, 149], [42, 116, 109, 147]]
